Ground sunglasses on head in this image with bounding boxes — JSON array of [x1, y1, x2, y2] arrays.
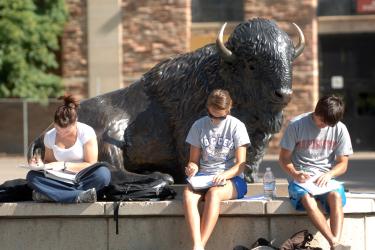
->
[[207, 110, 227, 120]]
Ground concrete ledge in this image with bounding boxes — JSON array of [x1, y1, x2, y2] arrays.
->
[[1, 196, 373, 217], [1, 191, 375, 249], [105, 199, 266, 216], [266, 197, 375, 214], [0, 202, 106, 217]]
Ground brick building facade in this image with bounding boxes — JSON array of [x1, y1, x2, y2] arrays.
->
[[61, 0, 88, 99], [122, 0, 191, 86]]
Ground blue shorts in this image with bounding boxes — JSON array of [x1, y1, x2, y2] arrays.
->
[[288, 181, 346, 213], [193, 173, 247, 199], [231, 176, 248, 199]]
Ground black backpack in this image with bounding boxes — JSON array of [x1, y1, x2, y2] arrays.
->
[[100, 169, 176, 234], [101, 169, 176, 202], [0, 178, 33, 202]]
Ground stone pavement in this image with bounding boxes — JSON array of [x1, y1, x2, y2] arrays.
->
[[0, 155, 27, 183]]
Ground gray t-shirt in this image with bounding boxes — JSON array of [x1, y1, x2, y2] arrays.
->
[[280, 112, 353, 174], [186, 115, 250, 175]]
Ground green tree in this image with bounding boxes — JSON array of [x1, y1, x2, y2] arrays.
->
[[0, 0, 68, 100]]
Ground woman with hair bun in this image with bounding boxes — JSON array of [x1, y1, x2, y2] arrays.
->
[[27, 95, 111, 203]]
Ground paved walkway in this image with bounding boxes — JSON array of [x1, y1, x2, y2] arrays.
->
[[0, 155, 28, 183]]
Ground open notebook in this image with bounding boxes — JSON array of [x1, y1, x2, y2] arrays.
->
[[18, 163, 76, 185], [18, 163, 103, 185]]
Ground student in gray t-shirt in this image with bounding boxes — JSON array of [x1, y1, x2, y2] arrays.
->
[[183, 89, 250, 250], [279, 95, 353, 250]]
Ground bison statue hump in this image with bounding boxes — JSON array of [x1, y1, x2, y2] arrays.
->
[[29, 18, 305, 183]]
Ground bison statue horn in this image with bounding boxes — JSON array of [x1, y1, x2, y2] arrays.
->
[[216, 22, 236, 63], [292, 22, 305, 59]]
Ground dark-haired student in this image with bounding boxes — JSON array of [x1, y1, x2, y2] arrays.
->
[[279, 95, 352, 250], [27, 95, 111, 203]]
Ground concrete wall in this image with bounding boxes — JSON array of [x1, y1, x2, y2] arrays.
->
[[87, 0, 123, 96], [0, 194, 374, 250]]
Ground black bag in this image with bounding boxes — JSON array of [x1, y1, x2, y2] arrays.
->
[[234, 230, 322, 250], [233, 238, 278, 250], [279, 230, 322, 250], [101, 169, 176, 201], [101, 169, 176, 234], [250, 238, 278, 249], [75, 162, 111, 183], [0, 178, 33, 202]]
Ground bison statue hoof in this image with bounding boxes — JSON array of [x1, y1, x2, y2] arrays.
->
[[148, 172, 174, 185]]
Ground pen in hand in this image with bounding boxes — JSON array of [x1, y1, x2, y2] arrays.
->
[[295, 170, 310, 183]]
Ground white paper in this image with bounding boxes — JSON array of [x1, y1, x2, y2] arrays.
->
[[294, 172, 342, 196], [17, 163, 47, 171], [242, 194, 268, 200], [187, 175, 226, 190]]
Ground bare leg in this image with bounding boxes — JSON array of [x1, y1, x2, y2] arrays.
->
[[301, 194, 337, 248], [201, 181, 237, 247], [183, 186, 204, 250], [327, 191, 344, 240]]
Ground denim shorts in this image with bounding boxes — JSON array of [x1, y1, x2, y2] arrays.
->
[[288, 181, 346, 213], [193, 173, 247, 199]]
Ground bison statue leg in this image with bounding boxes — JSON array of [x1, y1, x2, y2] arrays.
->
[[77, 87, 179, 183], [244, 130, 272, 183]]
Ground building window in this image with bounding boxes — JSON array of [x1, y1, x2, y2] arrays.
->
[[358, 92, 375, 116], [317, 0, 356, 16], [192, 0, 244, 22]]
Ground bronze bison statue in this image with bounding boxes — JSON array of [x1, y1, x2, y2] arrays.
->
[[29, 18, 305, 183]]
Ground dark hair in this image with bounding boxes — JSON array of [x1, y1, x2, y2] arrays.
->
[[54, 95, 79, 128], [206, 89, 232, 110], [314, 95, 345, 126]]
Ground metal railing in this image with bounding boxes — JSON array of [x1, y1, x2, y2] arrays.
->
[[0, 99, 59, 157]]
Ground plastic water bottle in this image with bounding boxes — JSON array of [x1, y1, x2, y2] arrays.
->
[[263, 167, 276, 200]]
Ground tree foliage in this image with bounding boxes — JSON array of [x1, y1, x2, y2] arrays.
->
[[0, 0, 68, 100]]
